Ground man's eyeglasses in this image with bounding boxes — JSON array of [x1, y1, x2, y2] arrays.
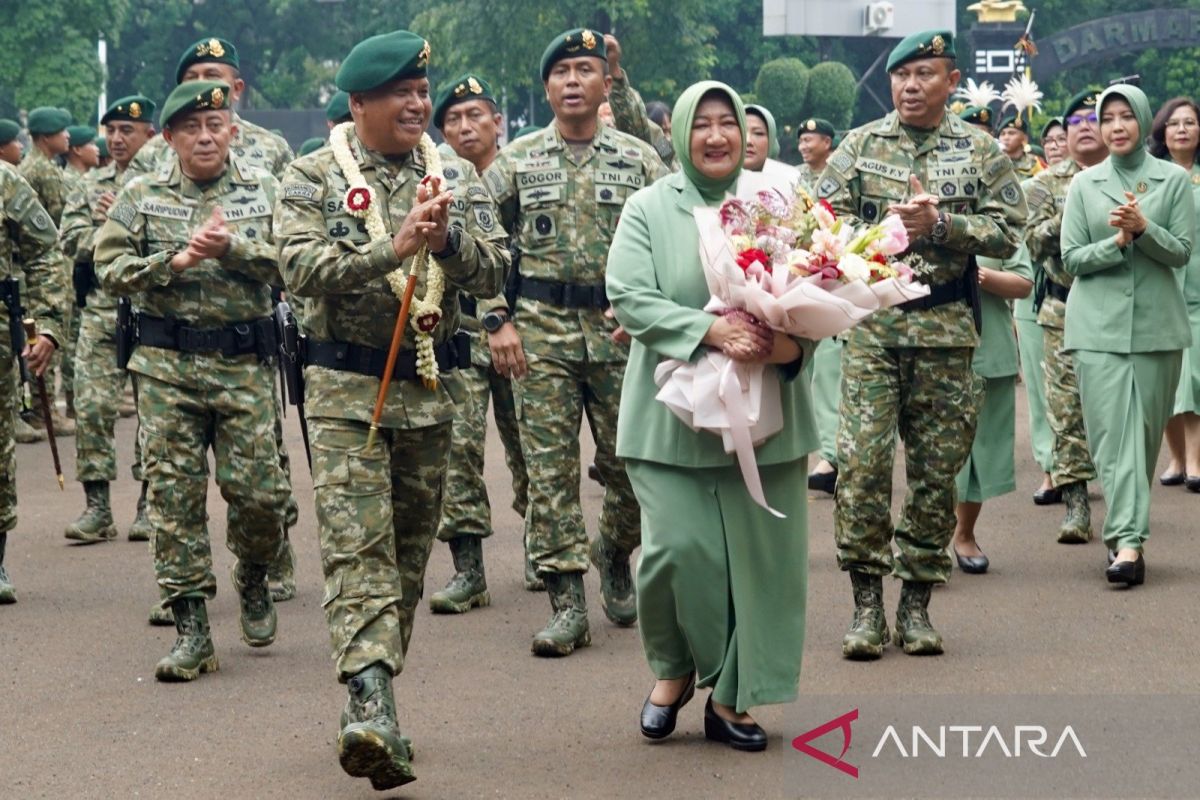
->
[[1067, 112, 1098, 126]]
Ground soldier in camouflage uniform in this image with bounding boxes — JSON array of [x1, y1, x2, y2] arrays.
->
[[94, 82, 290, 682], [1025, 88, 1106, 544], [427, 72, 532, 614], [797, 117, 835, 188], [59, 96, 157, 547], [0, 163, 69, 604], [997, 114, 1046, 179], [819, 31, 1025, 659], [482, 28, 668, 656], [0, 120, 21, 166], [275, 32, 509, 790], [604, 34, 675, 168]]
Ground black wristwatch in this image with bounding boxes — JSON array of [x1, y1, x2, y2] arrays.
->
[[481, 310, 508, 333], [931, 211, 949, 243], [432, 225, 461, 259]]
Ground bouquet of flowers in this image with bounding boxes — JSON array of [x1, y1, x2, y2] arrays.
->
[[654, 171, 929, 516]]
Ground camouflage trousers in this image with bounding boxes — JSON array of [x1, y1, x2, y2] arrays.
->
[[834, 345, 978, 584], [137, 365, 288, 604], [514, 355, 640, 574], [310, 416, 451, 682], [72, 306, 141, 482], [1041, 325, 1095, 487], [436, 360, 527, 541], [0, 349, 15, 533], [42, 303, 78, 411]]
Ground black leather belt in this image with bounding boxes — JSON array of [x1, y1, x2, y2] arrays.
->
[[520, 277, 608, 309], [135, 314, 276, 357], [305, 331, 471, 382], [1045, 281, 1070, 303], [896, 278, 970, 313]]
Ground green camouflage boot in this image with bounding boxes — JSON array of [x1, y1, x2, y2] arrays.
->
[[1057, 481, 1093, 544], [429, 536, 489, 614], [338, 663, 416, 791], [127, 482, 151, 542], [531, 572, 591, 657], [589, 536, 637, 626], [893, 581, 944, 656], [842, 571, 888, 660], [154, 597, 219, 682], [232, 560, 277, 647], [268, 537, 296, 602], [14, 414, 45, 444], [0, 532, 15, 605], [524, 533, 544, 591], [64, 481, 118, 543]]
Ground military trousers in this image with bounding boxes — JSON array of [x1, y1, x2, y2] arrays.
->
[[1074, 350, 1181, 553], [310, 416, 451, 682], [60, 303, 81, 412], [72, 306, 141, 483], [137, 364, 288, 605], [514, 355, 640, 574], [1042, 324, 1096, 488], [0, 348, 16, 533], [1015, 316, 1053, 473], [436, 360, 527, 542], [834, 345, 978, 584], [807, 337, 843, 465]]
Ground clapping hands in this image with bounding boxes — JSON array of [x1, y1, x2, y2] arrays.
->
[[391, 176, 454, 261], [1110, 191, 1148, 248], [171, 207, 231, 273]]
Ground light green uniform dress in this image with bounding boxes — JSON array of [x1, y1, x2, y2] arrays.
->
[[956, 246, 1034, 501], [1172, 163, 1200, 415], [1061, 85, 1194, 552], [607, 83, 816, 713], [1014, 177, 1054, 473]]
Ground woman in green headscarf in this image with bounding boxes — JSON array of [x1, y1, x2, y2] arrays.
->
[[744, 104, 801, 185], [607, 82, 815, 750], [1061, 84, 1195, 587]]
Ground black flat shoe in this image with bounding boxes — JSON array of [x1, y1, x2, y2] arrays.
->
[[587, 463, 605, 486], [703, 696, 767, 752], [1186, 476, 1200, 493], [1160, 472, 1185, 486], [807, 467, 837, 495], [953, 546, 989, 574], [1033, 486, 1062, 505], [1107, 549, 1117, 566], [640, 673, 696, 740], [1106, 554, 1145, 587]]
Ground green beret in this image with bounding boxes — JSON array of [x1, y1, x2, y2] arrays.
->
[[1064, 87, 1101, 120], [298, 137, 325, 156], [175, 37, 239, 84], [1030, 144, 1045, 158], [432, 73, 496, 129], [540, 28, 606, 82], [159, 80, 232, 128], [325, 91, 351, 123], [102, 95, 156, 125], [514, 125, 542, 140], [0, 119, 19, 145], [336, 31, 430, 93], [96, 137, 109, 159], [1040, 117, 1064, 140], [997, 114, 1027, 133], [958, 105, 993, 128], [797, 117, 835, 138], [67, 125, 96, 148], [27, 107, 71, 135], [886, 30, 955, 72]]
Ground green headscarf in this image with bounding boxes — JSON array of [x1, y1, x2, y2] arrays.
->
[[1098, 84, 1152, 180], [671, 81, 746, 202], [745, 104, 780, 159]]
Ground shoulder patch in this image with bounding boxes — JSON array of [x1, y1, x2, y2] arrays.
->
[[283, 182, 319, 201], [998, 180, 1023, 206], [108, 201, 137, 229], [1025, 184, 1052, 213], [829, 151, 855, 174], [484, 166, 508, 198], [817, 176, 841, 198], [466, 185, 490, 201], [472, 204, 497, 233], [29, 209, 52, 231], [985, 157, 1011, 182]]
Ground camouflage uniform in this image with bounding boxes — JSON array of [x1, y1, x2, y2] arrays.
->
[[275, 129, 509, 681], [481, 124, 667, 577], [93, 156, 290, 604], [1026, 158, 1096, 489], [797, 163, 818, 189], [1011, 150, 1045, 180], [127, 115, 294, 178], [819, 111, 1026, 584], [608, 73, 675, 168]]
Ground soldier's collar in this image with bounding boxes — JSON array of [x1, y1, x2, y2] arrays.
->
[[872, 110, 970, 139]]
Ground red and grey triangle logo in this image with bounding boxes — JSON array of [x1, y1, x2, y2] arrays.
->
[[791, 708, 859, 778]]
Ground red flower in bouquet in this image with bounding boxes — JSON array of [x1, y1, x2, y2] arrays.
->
[[736, 248, 771, 273], [346, 186, 372, 214]]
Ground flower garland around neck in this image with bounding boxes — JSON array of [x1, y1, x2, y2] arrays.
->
[[330, 121, 446, 389]]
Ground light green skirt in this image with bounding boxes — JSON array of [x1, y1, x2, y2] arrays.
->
[[955, 375, 1017, 503]]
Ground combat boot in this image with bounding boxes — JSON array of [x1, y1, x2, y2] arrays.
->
[[232, 560, 276, 647], [531, 572, 591, 657], [268, 537, 296, 602], [49, 408, 75, 436], [523, 533, 544, 591], [1057, 481, 1092, 544], [14, 415, 45, 444], [338, 663, 416, 791], [127, 482, 151, 542], [0, 532, 15, 604], [429, 536, 489, 614], [64, 481, 118, 543], [589, 536, 637, 626], [154, 597, 218, 681], [842, 571, 888, 659], [893, 581, 944, 655]]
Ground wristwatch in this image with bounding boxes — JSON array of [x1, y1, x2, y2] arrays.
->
[[481, 310, 508, 333], [432, 225, 461, 260], [930, 211, 949, 243]]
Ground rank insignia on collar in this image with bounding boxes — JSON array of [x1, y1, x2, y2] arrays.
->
[[582, 29, 597, 50]]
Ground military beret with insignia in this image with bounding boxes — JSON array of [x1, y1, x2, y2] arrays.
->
[[1064, 87, 1101, 120], [797, 118, 835, 138], [325, 91, 351, 124], [175, 37, 239, 84], [298, 137, 325, 157], [0, 119, 20, 145], [67, 125, 96, 148], [997, 114, 1026, 133], [159, 80, 231, 128], [102, 95, 157, 126], [958, 105, 992, 129], [886, 29, 955, 72], [96, 137, 109, 159], [27, 107, 72, 135], [540, 28, 606, 82], [1040, 117, 1064, 140], [433, 73, 496, 129], [336, 30, 430, 93]]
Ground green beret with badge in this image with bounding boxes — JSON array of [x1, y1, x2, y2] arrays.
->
[[335, 30, 430, 93], [298, 137, 325, 156], [102, 95, 157, 125], [27, 107, 72, 135], [1064, 87, 1101, 120], [1040, 116, 1063, 141], [797, 117, 835, 138], [175, 37, 239, 84], [886, 29, 955, 72], [540, 27, 606, 81], [96, 137, 109, 158], [432, 73, 496, 129], [958, 105, 993, 129], [997, 113, 1026, 133], [159, 80, 231, 128], [67, 125, 96, 148], [325, 91, 351, 124], [0, 119, 20, 145]]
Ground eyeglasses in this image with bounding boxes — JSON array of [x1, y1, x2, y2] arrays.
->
[[1067, 112, 1098, 126]]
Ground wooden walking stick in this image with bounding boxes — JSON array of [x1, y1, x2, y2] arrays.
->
[[23, 319, 64, 490]]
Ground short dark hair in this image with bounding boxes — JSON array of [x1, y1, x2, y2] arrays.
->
[[646, 101, 670, 127], [1149, 96, 1200, 162]]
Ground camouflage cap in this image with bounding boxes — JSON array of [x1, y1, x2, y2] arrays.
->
[[67, 125, 96, 148], [0, 119, 19, 145], [175, 37, 239, 84], [997, 113, 1026, 133], [958, 105, 993, 129], [96, 137, 109, 158], [298, 137, 325, 156], [26, 107, 72, 135], [540, 28, 606, 81], [1064, 87, 1101, 120], [336, 31, 430, 93], [797, 117, 835, 138], [432, 73, 496, 129], [102, 95, 157, 125], [324, 90, 351, 123], [159, 80, 231, 128], [886, 30, 955, 72]]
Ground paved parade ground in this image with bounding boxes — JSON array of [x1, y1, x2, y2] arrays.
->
[[4, 384, 1199, 799]]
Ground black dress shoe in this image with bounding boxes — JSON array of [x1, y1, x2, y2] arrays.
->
[[639, 673, 696, 740], [1160, 472, 1186, 486], [1033, 486, 1062, 505], [1106, 549, 1117, 566], [1106, 554, 1145, 587], [953, 546, 989, 574], [1186, 476, 1200, 493], [807, 467, 837, 495], [703, 696, 767, 752]]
